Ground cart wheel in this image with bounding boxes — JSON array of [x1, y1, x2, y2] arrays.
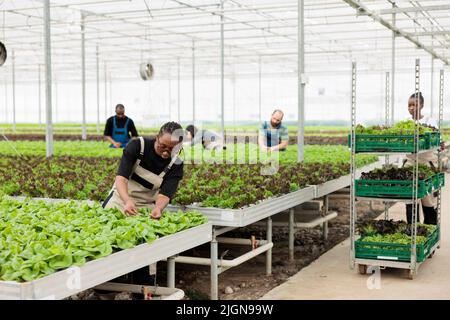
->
[[406, 269, 415, 280], [358, 264, 367, 275]]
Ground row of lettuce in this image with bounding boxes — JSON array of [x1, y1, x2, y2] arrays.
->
[[0, 144, 376, 284], [0, 145, 378, 209], [0, 198, 207, 282]]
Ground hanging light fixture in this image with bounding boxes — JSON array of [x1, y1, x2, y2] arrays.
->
[[139, 0, 155, 81], [0, 41, 6, 66], [140, 61, 154, 80]]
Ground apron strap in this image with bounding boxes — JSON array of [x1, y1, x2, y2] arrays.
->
[[139, 136, 145, 156], [113, 116, 117, 128], [131, 137, 145, 177], [159, 153, 180, 178]]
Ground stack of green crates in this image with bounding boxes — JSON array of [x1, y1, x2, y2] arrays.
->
[[352, 128, 443, 263]]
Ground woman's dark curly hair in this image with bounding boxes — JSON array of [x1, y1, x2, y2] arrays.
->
[[159, 121, 184, 142]]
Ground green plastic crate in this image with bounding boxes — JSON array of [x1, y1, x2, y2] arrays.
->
[[430, 132, 441, 148], [348, 132, 440, 153], [433, 173, 446, 190], [355, 173, 444, 199], [355, 228, 440, 262]]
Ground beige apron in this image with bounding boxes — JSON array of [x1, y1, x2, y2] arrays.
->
[[405, 150, 438, 207], [103, 136, 179, 211]]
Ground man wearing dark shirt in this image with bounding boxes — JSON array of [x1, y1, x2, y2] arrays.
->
[[103, 122, 184, 219], [104, 104, 138, 148]]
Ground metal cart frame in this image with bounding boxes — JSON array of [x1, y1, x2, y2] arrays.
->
[[349, 60, 444, 279]]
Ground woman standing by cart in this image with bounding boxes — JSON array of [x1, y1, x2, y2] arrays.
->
[[404, 92, 442, 225]]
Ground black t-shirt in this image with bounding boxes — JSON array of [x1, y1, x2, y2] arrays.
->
[[104, 116, 138, 138], [117, 138, 183, 199]]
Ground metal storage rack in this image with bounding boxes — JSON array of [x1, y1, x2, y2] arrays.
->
[[349, 60, 444, 279]]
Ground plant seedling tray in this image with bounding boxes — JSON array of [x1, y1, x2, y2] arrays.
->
[[355, 173, 444, 199], [355, 228, 439, 262], [348, 132, 440, 153]]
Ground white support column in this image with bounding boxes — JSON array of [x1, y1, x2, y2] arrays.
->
[[96, 45, 100, 134], [4, 75, 7, 124], [54, 80, 57, 123], [192, 40, 196, 123], [323, 195, 329, 240], [391, 4, 396, 125], [104, 63, 108, 120], [12, 50, 16, 133], [385, 71, 391, 219], [168, 76, 172, 120], [167, 256, 176, 288], [430, 57, 434, 117], [258, 56, 262, 124], [437, 69, 444, 230], [44, 0, 53, 157], [81, 13, 87, 140], [430, 25, 435, 118], [349, 61, 357, 269], [266, 217, 272, 275], [232, 74, 236, 129], [220, 0, 225, 140], [38, 64, 42, 125], [289, 208, 295, 261], [297, 0, 305, 162], [210, 232, 219, 300], [177, 58, 181, 123], [109, 76, 112, 116]]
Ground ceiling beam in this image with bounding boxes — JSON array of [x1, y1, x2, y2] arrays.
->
[[377, 4, 450, 15], [342, 0, 449, 65], [407, 30, 450, 36]]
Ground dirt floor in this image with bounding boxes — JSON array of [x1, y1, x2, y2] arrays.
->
[[169, 195, 385, 300]]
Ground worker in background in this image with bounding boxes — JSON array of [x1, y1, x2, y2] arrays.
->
[[103, 122, 184, 220], [404, 92, 443, 225], [258, 109, 289, 151], [104, 104, 139, 148], [184, 124, 226, 150]]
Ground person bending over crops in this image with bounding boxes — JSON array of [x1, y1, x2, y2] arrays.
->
[[103, 121, 184, 219], [259, 109, 289, 152], [404, 92, 442, 225], [184, 124, 226, 150]]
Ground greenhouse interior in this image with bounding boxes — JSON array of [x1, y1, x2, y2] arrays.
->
[[0, 0, 450, 302]]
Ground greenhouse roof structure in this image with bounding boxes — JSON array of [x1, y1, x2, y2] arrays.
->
[[0, 0, 449, 81], [1, 0, 449, 158]]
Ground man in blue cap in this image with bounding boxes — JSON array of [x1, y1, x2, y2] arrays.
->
[[104, 104, 139, 148]]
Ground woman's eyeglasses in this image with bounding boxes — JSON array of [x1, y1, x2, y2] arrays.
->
[[156, 136, 181, 154]]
